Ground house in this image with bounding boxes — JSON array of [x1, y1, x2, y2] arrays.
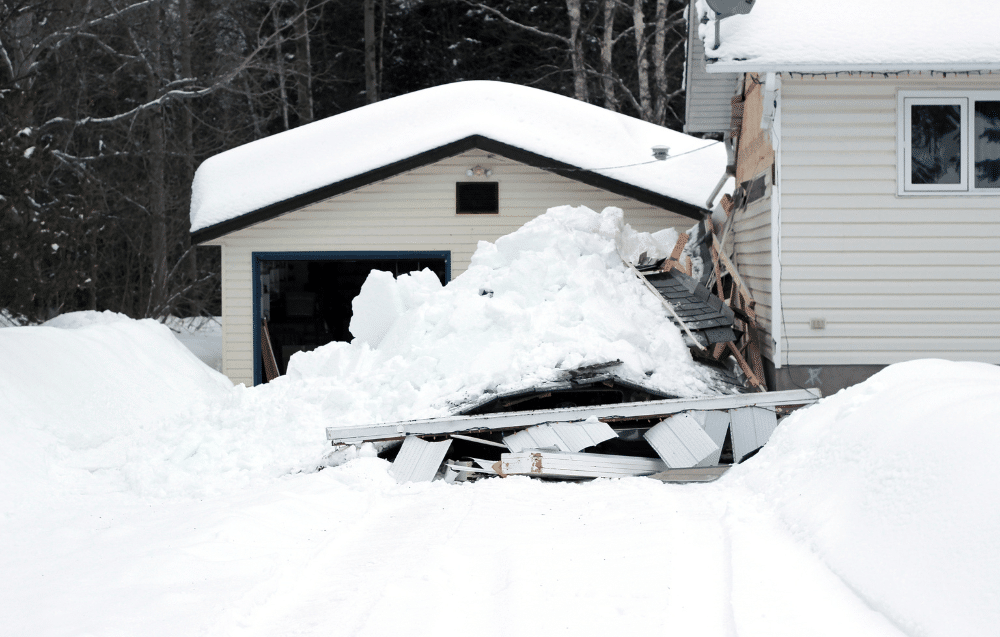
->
[[685, 0, 1000, 394], [191, 81, 728, 387]]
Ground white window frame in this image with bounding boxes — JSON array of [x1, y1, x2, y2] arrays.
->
[[897, 90, 1000, 196]]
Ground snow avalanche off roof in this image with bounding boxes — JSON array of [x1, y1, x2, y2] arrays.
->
[[190, 81, 726, 243]]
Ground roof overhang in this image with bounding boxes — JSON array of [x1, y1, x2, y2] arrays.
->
[[191, 134, 709, 245], [706, 61, 1000, 75]]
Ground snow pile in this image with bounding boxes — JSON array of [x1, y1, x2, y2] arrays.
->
[[190, 81, 725, 232], [697, 0, 1000, 71], [0, 311, 233, 501], [729, 359, 1000, 637], [285, 205, 726, 419]]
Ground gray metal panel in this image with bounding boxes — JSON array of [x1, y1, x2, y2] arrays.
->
[[327, 388, 821, 444], [644, 413, 720, 469], [729, 407, 777, 463], [690, 410, 731, 466], [389, 436, 452, 483], [504, 419, 618, 453]]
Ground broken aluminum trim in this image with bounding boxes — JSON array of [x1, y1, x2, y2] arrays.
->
[[503, 419, 618, 453], [326, 388, 820, 445], [389, 436, 452, 483], [498, 451, 667, 480], [690, 410, 731, 467], [644, 413, 720, 469], [730, 407, 778, 463]]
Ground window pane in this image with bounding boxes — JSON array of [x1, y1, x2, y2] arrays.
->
[[975, 100, 1000, 188], [911, 104, 962, 185]]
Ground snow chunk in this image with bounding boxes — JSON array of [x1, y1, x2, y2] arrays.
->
[[728, 359, 1000, 637], [190, 81, 725, 232]]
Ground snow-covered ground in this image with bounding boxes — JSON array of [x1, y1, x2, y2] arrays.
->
[[2, 208, 998, 636]]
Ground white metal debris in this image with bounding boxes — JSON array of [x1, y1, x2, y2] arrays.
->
[[729, 407, 778, 463], [690, 410, 731, 466], [644, 413, 720, 469], [498, 451, 667, 480], [326, 388, 820, 444], [389, 436, 453, 484], [502, 418, 618, 453]]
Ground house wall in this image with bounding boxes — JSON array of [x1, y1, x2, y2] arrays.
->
[[778, 74, 1000, 367], [731, 75, 775, 360], [207, 149, 696, 386], [683, 1, 741, 134]]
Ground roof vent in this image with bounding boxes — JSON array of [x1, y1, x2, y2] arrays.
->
[[706, 0, 755, 18]]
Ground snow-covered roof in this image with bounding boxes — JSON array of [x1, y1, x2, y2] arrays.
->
[[190, 81, 726, 239], [697, 0, 1000, 73]]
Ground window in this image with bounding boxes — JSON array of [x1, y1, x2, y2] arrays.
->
[[456, 182, 499, 213], [899, 91, 1000, 194]]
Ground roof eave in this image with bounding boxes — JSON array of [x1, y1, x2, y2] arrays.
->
[[706, 60, 1000, 74], [191, 134, 709, 245]]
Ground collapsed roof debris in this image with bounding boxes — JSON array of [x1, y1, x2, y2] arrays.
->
[[336, 388, 820, 484], [321, 205, 805, 483]]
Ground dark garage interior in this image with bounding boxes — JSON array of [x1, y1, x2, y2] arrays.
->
[[260, 256, 448, 378]]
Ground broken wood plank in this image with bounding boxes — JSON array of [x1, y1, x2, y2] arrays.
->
[[389, 436, 452, 484], [327, 389, 820, 444], [648, 466, 730, 483], [261, 320, 280, 382], [712, 234, 754, 308], [497, 451, 666, 480], [727, 341, 765, 391], [503, 419, 617, 453], [643, 413, 719, 469]]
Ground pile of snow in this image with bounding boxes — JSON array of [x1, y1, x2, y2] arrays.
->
[[728, 359, 1000, 636], [285, 205, 727, 417], [0, 207, 725, 498], [164, 315, 223, 371], [697, 0, 1000, 71], [190, 80, 725, 232], [0, 311, 233, 501]]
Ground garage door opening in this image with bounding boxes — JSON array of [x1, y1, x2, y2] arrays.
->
[[254, 251, 450, 384]]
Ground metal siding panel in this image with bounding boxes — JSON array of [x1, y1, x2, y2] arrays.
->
[[690, 410, 731, 466], [644, 413, 720, 469], [503, 420, 617, 453], [389, 436, 453, 483], [729, 407, 777, 463], [499, 451, 667, 479]]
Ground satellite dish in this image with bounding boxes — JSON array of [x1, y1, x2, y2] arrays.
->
[[706, 0, 755, 18]]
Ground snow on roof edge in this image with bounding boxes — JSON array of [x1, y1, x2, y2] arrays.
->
[[189, 81, 726, 235]]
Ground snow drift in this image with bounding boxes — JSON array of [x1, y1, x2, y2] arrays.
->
[[729, 359, 1000, 637]]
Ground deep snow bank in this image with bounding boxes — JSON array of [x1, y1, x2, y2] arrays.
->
[[0, 311, 233, 501], [728, 360, 1000, 637]]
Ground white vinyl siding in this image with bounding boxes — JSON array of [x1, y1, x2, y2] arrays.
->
[[683, 1, 740, 134], [779, 74, 1000, 366], [208, 149, 696, 386]]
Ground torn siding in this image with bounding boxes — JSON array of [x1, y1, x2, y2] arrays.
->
[[730, 74, 775, 360]]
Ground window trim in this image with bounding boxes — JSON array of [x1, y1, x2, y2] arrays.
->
[[898, 90, 1000, 196]]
